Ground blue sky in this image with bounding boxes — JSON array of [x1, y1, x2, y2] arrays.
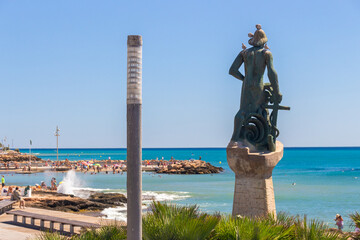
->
[[0, 0, 359, 148]]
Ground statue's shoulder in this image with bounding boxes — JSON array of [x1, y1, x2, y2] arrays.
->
[[263, 50, 273, 59], [235, 49, 247, 59]]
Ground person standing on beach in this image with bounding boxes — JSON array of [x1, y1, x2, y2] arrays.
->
[[335, 214, 344, 231], [1, 175, 5, 188], [53, 178, 57, 191]]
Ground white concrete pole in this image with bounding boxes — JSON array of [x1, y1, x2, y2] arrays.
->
[[126, 35, 142, 240]]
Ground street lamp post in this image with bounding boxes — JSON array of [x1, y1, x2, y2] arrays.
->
[[29, 140, 32, 166], [126, 35, 143, 240], [55, 126, 60, 161]]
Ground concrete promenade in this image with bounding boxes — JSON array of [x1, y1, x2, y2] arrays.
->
[[0, 206, 113, 240]]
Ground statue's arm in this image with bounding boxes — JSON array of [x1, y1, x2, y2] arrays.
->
[[265, 51, 282, 100], [229, 52, 245, 81]]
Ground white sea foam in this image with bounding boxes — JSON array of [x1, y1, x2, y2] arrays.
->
[[101, 190, 191, 221], [72, 187, 190, 202], [101, 204, 148, 222], [73, 187, 114, 192], [142, 191, 191, 202], [101, 206, 127, 222]]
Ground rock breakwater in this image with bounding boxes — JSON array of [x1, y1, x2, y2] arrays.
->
[[155, 160, 223, 174], [0, 150, 42, 162]]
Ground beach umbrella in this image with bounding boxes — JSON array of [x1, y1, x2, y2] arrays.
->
[[94, 164, 101, 167]]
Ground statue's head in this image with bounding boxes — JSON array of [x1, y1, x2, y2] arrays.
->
[[248, 24, 268, 47]]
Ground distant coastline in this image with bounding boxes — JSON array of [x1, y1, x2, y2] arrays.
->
[[16, 146, 360, 150]]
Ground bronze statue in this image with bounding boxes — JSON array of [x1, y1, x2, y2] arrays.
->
[[229, 24, 289, 151]]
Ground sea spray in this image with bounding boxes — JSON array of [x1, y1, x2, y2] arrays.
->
[[57, 170, 89, 198]]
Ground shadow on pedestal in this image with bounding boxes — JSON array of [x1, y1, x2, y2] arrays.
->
[[226, 141, 283, 218]]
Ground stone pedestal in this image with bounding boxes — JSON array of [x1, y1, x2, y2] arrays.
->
[[227, 141, 283, 218]]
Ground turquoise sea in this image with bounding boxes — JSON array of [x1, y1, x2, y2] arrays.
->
[[6, 147, 360, 230]]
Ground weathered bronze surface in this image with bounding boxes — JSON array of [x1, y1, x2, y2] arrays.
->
[[229, 25, 290, 151]]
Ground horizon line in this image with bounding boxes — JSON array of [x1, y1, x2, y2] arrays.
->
[[14, 146, 360, 150]]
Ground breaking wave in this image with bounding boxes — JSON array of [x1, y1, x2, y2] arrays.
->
[[100, 190, 191, 222]]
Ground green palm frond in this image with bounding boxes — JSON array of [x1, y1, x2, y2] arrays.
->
[[143, 201, 219, 240], [35, 203, 350, 240]]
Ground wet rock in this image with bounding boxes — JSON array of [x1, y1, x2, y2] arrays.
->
[[88, 192, 127, 205], [25, 191, 127, 212]]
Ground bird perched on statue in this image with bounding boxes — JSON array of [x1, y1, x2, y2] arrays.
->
[[242, 43, 247, 50], [264, 43, 270, 50]]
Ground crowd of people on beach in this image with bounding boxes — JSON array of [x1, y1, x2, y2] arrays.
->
[[0, 162, 21, 170], [0, 175, 26, 208], [36, 177, 58, 191], [0, 155, 204, 172], [47, 157, 201, 175], [70, 160, 127, 175]]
